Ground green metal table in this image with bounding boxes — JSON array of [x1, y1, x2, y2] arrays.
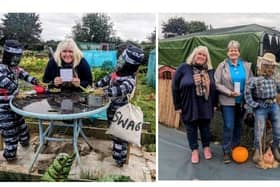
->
[[10, 92, 110, 173]]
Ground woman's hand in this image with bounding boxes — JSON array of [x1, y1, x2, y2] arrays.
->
[[193, 74, 202, 85], [230, 91, 240, 97], [54, 77, 62, 86], [72, 77, 80, 87], [37, 81, 46, 87]]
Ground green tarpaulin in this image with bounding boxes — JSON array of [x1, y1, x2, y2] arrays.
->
[[159, 24, 280, 69]]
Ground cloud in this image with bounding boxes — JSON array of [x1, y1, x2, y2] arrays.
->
[[109, 13, 156, 42], [39, 13, 83, 40]]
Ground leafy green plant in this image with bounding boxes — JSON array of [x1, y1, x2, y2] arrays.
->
[[92, 67, 112, 82], [20, 56, 48, 71], [101, 60, 114, 72], [97, 175, 133, 182], [146, 144, 156, 152]]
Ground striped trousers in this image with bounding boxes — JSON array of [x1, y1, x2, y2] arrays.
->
[[107, 104, 128, 167], [0, 103, 30, 161]]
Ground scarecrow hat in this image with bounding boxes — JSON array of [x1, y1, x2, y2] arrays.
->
[[3, 40, 23, 55], [122, 45, 144, 65], [258, 52, 278, 66]]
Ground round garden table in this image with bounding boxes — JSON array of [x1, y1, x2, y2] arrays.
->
[[10, 92, 110, 173]]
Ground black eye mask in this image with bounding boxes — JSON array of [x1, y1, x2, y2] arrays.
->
[[10, 55, 21, 66]]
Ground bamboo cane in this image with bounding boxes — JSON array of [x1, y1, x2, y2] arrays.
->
[[263, 119, 267, 152], [0, 134, 3, 150], [258, 120, 263, 159], [125, 144, 131, 165]]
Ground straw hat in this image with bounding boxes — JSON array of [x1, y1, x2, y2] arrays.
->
[[258, 52, 278, 66]]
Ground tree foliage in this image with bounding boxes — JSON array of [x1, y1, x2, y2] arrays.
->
[[1, 13, 42, 47], [188, 21, 207, 33], [147, 29, 156, 43], [72, 13, 114, 43], [162, 17, 188, 38], [108, 36, 123, 49], [162, 17, 209, 38]]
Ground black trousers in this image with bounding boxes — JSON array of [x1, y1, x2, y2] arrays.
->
[[184, 119, 211, 151]]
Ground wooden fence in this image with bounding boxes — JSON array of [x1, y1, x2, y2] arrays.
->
[[158, 79, 180, 128]]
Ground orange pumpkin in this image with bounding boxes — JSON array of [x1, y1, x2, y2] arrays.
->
[[232, 146, 249, 163]]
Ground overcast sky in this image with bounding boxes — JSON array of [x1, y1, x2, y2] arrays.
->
[[2, 13, 280, 41], [159, 13, 280, 38], [0, 13, 156, 42]]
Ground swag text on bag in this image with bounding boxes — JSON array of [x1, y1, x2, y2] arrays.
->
[[112, 111, 142, 131]]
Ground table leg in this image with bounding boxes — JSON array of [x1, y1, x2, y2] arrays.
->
[[46, 121, 54, 137], [43, 121, 53, 146], [29, 142, 44, 173], [29, 119, 45, 173], [78, 119, 93, 150], [73, 120, 81, 166]]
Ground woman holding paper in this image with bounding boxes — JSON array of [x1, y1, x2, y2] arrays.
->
[[43, 38, 92, 91], [214, 40, 253, 164], [172, 46, 216, 164]]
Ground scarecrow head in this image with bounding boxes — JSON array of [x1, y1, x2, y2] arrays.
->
[[115, 45, 144, 76], [2, 40, 23, 67], [257, 52, 278, 77]]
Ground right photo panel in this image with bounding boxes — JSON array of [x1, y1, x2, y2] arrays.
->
[[158, 13, 280, 180]]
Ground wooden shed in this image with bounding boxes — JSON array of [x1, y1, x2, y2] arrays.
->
[[158, 65, 176, 79], [158, 65, 180, 128]]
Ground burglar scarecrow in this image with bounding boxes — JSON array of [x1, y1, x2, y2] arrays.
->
[[95, 45, 144, 167], [245, 52, 280, 163], [0, 40, 40, 161]]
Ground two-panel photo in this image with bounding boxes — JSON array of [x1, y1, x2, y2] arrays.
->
[[0, 12, 280, 182]]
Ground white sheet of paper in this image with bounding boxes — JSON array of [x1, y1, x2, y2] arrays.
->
[[234, 82, 240, 93], [60, 69, 73, 82]]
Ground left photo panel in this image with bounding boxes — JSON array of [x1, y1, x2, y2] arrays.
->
[[0, 13, 156, 182]]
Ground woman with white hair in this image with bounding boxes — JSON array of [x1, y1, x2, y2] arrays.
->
[[214, 40, 253, 164], [43, 38, 92, 91], [172, 46, 216, 164]]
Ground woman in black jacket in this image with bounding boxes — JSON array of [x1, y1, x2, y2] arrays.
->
[[43, 38, 92, 91], [172, 46, 216, 164]]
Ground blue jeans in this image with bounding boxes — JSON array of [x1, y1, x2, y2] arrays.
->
[[221, 104, 245, 154], [184, 119, 211, 150], [254, 103, 280, 149]]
